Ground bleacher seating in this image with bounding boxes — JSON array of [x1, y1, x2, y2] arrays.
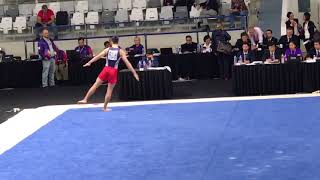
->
[[0, 17, 12, 34], [5, 5, 19, 20], [118, 0, 132, 10], [13, 16, 27, 33], [75, 0, 89, 13], [85, 11, 99, 29], [130, 8, 144, 22], [60, 1, 75, 14], [71, 12, 85, 30], [56, 11, 69, 26], [148, 0, 161, 8], [89, 0, 103, 12], [101, 11, 115, 24], [115, 9, 129, 24], [145, 8, 158, 21], [190, 5, 201, 18], [174, 6, 189, 19], [133, 0, 147, 9], [102, 0, 118, 11], [0, 5, 4, 18], [18, 4, 34, 17], [160, 6, 173, 20], [27, 16, 37, 28]]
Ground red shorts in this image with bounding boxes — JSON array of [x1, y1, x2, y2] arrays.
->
[[98, 66, 118, 84]]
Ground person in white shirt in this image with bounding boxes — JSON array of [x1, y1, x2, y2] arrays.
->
[[248, 26, 264, 50], [202, 35, 213, 53], [302, 12, 317, 52]]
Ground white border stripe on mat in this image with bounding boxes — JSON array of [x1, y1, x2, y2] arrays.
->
[[0, 94, 319, 155]]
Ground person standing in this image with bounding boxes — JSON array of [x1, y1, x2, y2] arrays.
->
[[229, 0, 248, 28], [301, 12, 317, 52], [38, 28, 59, 88], [285, 12, 301, 36]]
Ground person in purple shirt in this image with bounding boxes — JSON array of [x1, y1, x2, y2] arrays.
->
[[284, 41, 303, 61], [128, 37, 145, 55], [75, 37, 93, 59]]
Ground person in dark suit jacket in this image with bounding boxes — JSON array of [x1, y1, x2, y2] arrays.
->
[[181, 35, 198, 53], [278, 27, 300, 54], [306, 40, 320, 59], [262, 42, 282, 63], [237, 42, 255, 64], [263, 29, 278, 50], [285, 12, 301, 35], [234, 32, 251, 54], [301, 12, 317, 52]]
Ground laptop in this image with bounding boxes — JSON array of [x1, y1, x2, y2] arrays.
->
[[160, 48, 173, 55]]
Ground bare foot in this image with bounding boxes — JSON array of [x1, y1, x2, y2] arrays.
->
[[102, 107, 112, 112], [77, 100, 88, 104]]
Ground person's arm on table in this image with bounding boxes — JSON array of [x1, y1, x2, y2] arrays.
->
[[120, 49, 139, 81]]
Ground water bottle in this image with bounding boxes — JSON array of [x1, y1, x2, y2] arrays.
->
[[281, 54, 285, 64], [138, 60, 144, 71], [233, 56, 238, 65], [239, 55, 243, 64]]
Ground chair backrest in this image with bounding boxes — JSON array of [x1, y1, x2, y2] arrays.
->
[[75, 0, 89, 13], [1, 17, 12, 28], [0, 5, 4, 17], [174, 6, 188, 19], [85, 11, 99, 24], [33, 3, 44, 16], [102, 0, 118, 11], [5, 5, 19, 18], [72, 12, 85, 25], [48, 2, 61, 15], [19, 4, 34, 17], [148, 0, 161, 8], [132, 0, 146, 9], [118, 0, 132, 10], [130, 8, 143, 21], [115, 9, 129, 23], [145, 8, 158, 21], [27, 16, 37, 27], [60, 1, 75, 14], [14, 16, 27, 27], [56, 11, 69, 26], [160, 6, 173, 20], [100, 11, 115, 24]]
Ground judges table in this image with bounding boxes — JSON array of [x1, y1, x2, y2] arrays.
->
[[159, 53, 219, 80], [118, 67, 173, 100], [0, 60, 42, 89], [68, 56, 140, 85], [233, 62, 320, 96]]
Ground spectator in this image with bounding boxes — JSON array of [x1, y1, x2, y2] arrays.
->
[[234, 32, 251, 53], [286, 12, 301, 36], [55, 49, 68, 82], [35, 5, 57, 39], [212, 22, 232, 80], [278, 27, 300, 54], [38, 28, 59, 88], [104, 41, 110, 48], [181, 35, 198, 53], [284, 41, 303, 60], [201, 35, 214, 53], [229, 0, 248, 28], [237, 42, 255, 64], [247, 26, 264, 50], [306, 40, 320, 59], [301, 12, 317, 52], [263, 29, 278, 50], [262, 42, 282, 63], [75, 37, 93, 59], [128, 36, 145, 55]]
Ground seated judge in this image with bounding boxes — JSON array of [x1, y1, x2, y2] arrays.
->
[[284, 41, 303, 61], [262, 42, 282, 64], [278, 27, 300, 53], [75, 37, 93, 59], [181, 35, 198, 53], [306, 40, 320, 60], [237, 42, 255, 64], [201, 35, 214, 53], [263, 29, 278, 50], [128, 36, 145, 55]]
